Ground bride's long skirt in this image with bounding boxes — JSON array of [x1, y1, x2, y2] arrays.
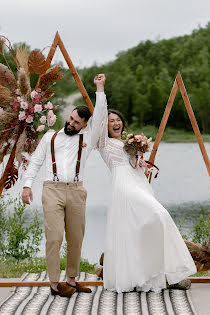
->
[[103, 165, 197, 293]]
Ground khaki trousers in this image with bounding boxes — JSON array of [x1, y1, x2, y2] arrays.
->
[[42, 181, 87, 282]]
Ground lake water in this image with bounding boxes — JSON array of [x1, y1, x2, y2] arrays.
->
[[2, 142, 210, 264]]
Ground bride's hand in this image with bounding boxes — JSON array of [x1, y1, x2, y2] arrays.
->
[[94, 74, 106, 92]]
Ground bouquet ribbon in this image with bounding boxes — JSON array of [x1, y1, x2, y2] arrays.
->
[[136, 153, 159, 178]]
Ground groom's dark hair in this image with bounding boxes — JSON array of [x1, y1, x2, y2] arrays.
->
[[73, 105, 91, 122], [108, 109, 126, 137]]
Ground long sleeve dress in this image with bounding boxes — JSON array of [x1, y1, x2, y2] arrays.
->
[[97, 94, 197, 293]]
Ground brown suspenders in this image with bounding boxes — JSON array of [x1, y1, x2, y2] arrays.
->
[[51, 132, 83, 182]]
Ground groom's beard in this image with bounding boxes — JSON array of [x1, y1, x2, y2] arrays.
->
[[64, 121, 81, 136]]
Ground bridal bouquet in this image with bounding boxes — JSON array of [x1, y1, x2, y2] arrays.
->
[[123, 131, 159, 178], [0, 35, 64, 191]]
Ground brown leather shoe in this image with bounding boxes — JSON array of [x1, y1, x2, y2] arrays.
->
[[51, 283, 76, 297], [66, 282, 92, 293], [167, 279, 191, 290]]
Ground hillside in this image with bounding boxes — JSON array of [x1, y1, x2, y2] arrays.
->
[[81, 23, 210, 134]]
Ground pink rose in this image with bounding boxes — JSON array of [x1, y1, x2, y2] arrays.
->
[[40, 115, 46, 124], [17, 96, 24, 103], [26, 115, 33, 123], [20, 101, 28, 110], [34, 104, 42, 113], [31, 90, 39, 99], [128, 138, 134, 144], [18, 111, 26, 120], [47, 110, 56, 127], [37, 125, 45, 132], [46, 101, 53, 109], [135, 135, 143, 142]]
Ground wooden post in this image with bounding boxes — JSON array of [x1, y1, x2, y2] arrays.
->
[[148, 72, 210, 182], [176, 72, 210, 176], [148, 77, 178, 182], [42, 31, 94, 114]]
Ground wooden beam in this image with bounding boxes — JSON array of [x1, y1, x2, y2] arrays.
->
[[57, 33, 94, 114], [148, 77, 179, 182], [0, 280, 103, 287], [0, 278, 209, 287], [176, 72, 210, 176]]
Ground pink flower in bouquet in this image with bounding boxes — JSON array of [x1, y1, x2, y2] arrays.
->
[[26, 115, 33, 123], [36, 88, 41, 93], [135, 135, 143, 142], [18, 111, 26, 121], [34, 104, 42, 113], [17, 96, 24, 103], [20, 101, 28, 110], [31, 90, 39, 99], [47, 110, 56, 127], [37, 125, 45, 132], [128, 138, 134, 144], [46, 101, 53, 109], [40, 116, 46, 124]]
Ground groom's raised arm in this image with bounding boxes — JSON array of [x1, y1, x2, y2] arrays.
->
[[87, 74, 107, 151]]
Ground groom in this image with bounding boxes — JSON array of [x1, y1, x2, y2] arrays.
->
[[22, 74, 106, 297]]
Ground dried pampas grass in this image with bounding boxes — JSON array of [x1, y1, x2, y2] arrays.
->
[[37, 65, 64, 91], [0, 64, 17, 90], [0, 85, 13, 107], [16, 128, 26, 167], [0, 110, 17, 125], [16, 46, 30, 76], [17, 67, 31, 96], [0, 37, 5, 55]]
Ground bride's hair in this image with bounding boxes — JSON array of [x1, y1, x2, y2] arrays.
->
[[108, 109, 126, 137]]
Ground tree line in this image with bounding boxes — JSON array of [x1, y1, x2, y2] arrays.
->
[[81, 23, 210, 134]]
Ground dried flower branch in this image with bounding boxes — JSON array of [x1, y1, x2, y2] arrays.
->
[[16, 46, 30, 76], [0, 37, 5, 55], [16, 128, 27, 168], [0, 110, 17, 125], [0, 64, 17, 90], [37, 65, 64, 90], [0, 85, 13, 107], [17, 67, 31, 96]]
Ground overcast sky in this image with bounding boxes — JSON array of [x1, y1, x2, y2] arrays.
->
[[1, 0, 210, 68]]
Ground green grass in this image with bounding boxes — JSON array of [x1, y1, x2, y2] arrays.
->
[[0, 257, 97, 278], [130, 125, 210, 143]]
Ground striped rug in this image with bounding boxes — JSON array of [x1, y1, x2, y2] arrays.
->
[[0, 271, 197, 314]]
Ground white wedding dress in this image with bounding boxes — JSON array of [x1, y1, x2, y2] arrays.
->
[[98, 108, 197, 293]]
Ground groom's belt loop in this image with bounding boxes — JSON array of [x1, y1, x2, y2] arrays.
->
[[51, 132, 84, 182]]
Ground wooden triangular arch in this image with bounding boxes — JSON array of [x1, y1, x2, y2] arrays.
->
[[40, 31, 94, 114], [148, 72, 210, 181]]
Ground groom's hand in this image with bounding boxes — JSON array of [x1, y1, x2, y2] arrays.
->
[[22, 187, 33, 205], [94, 74, 106, 92]]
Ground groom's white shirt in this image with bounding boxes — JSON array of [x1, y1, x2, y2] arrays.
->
[[24, 92, 107, 188]]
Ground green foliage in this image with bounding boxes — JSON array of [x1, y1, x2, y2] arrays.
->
[[190, 214, 210, 245], [178, 214, 210, 245], [81, 23, 210, 134], [0, 195, 43, 261]]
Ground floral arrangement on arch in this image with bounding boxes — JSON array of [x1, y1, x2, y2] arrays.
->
[[0, 35, 64, 192], [123, 132, 159, 178]]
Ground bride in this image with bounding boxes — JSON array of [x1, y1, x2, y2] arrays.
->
[[93, 74, 196, 293]]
